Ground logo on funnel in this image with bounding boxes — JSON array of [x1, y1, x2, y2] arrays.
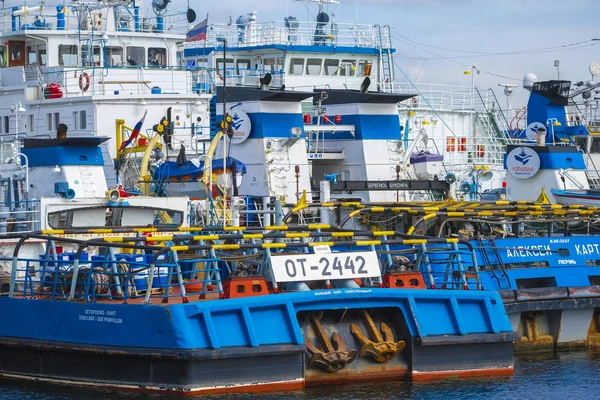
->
[[525, 122, 545, 142], [227, 106, 251, 145], [514, 150, 532, 165], [506, 147, 540, 179]]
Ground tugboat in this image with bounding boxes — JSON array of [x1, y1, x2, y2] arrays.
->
[[0, 103, 520, 395]]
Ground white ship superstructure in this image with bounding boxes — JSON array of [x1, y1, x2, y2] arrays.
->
[[0, 0, 212, 189]]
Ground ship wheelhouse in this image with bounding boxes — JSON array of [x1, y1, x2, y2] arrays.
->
[[183, 12, 394, 92]]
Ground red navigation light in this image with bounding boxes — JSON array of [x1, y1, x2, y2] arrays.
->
[[502, 181, 507, 188], [303, 114, 311, 124]]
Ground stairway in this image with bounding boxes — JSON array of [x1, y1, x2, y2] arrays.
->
[[376, 25, 395, 93]]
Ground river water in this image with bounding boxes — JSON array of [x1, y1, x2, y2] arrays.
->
[[0, 352, 598, 400]]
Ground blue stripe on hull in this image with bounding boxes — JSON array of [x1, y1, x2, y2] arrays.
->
[[0, 288, 512, 351]]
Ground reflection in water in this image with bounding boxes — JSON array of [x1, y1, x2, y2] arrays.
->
[[0, 352, 599, 400]]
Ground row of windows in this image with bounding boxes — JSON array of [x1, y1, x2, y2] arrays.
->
[[289, 58, 372, 77], [0, 115, 36, 134], [0, 111, 88, 135], [207, 56, 372, 78], [46, 111, 87, 132], [58, 45, 167, 67]]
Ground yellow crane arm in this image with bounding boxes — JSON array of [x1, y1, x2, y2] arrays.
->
[[139, 133, 164, 196]]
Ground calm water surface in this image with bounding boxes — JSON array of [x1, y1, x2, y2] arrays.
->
[[0, 352, 598, 400]]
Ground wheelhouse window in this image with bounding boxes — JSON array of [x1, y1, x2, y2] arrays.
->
[[264, 57, 283, 72], [48, 206, 185, 229], [306, 58, 322, 75], [357, 60, 373, 77], [591, 137, 600, 154], [38, 45, 47, 66], [324, 59, 340, 76], [58, 45, 78, 66], [195, 57, 208, 68], [105, 46, 123, 66], [0, 46, 6, 67], [126, 46, 145, 66], [289, 58, 305, 75], [3, 116, 8, 134], [81, 45, 101, 66], [340, 59, 357, 76], [47, 113, 52, 132], [148, 47, 167, 67], [80, 110, 87, 129], [215, 58, 234, 75], [236, 58, 251, 74], [27, 46, 36, 65]]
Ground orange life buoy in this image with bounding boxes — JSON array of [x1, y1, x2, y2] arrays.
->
[[79, 72, 90, 92]]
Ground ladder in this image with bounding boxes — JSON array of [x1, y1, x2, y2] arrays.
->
[[474, 112, 507, 167], [582, 148, 600, 188], [375, 25, 394, 93]]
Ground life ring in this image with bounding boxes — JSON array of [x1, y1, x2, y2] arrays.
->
[[78, 72, 91, 92]]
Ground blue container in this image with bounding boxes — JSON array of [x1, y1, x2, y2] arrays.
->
[[75, 252, 90, 262], [112, 254, 148, 291], [39, 254, 58, 268], [146, 254, 168, 287], [134, 272, 149, 291], [151, 86, 162, 94], [145, 254, 166, 264], [61, 252, 89, 262], [91, 255, 118, 270]]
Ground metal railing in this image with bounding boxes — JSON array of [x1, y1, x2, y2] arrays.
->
[[191, 20, 386, 49], [0, 200, 41, 233], [395, 83, 474, 112], [1, 3, 189, 35], [37, 65, 197, 98]]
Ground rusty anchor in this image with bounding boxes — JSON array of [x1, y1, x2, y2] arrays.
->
[[304, 314, 357, 373], [350, 311, 405, 363]]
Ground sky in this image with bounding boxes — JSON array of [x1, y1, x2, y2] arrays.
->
[[4, 0, 598, 106], [172, 0, 600, 107]]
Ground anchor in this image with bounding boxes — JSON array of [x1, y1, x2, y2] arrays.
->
[[350, 310, 405, 363], [304, 314, 357, 372]]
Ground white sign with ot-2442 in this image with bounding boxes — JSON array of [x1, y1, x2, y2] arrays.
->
[[271, 251, 381, 283]]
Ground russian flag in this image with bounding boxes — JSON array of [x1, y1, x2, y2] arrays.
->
[[186, 18, 208, 42], [119, 110, 147, 152]]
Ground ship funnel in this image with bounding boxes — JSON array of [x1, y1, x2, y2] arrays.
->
[[57, 123, 68, 140]]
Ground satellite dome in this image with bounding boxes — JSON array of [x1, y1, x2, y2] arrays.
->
[[523, 73, 537, 91]]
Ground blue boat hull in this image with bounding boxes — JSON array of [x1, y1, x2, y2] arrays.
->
[[0, 288, 517, 394]]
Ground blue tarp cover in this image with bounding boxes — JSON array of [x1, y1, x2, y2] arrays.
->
[[154, 157, 247, 180], [410, 152, 443, 164]]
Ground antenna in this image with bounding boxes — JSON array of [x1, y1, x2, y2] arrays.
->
[[498, 83, 518, 121]]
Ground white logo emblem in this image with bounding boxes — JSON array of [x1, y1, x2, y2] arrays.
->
[[506, 147, 541, 179], [525, 122, 546, 142], [228, 107, 251, 145]]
